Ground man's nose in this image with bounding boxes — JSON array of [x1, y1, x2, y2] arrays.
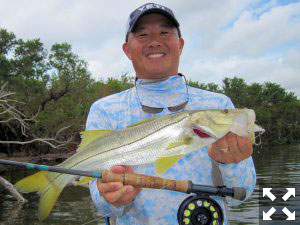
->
[[147, 33, 162, 48], [147, 39, 162, 48], [148, 41, 161, 48]]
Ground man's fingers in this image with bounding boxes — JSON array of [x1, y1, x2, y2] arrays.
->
[[226, 132, 243, 163], [209, 142, 229, 163], [97, 167, 141, 206], [111, 165, 126, 173], [122, 165, 134, 173], [111, 165, 134, 173], [214, 134, 229, 152], [98, 181, 123, 194], [237, 135, 253, 157], [226, 132, 239, 152], [116, 186, 142, 205], [208, 132, 253, 164], [104, 186, 128, 204]]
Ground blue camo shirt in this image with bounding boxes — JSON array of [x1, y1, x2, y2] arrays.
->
[[86, 75, 256, 225]]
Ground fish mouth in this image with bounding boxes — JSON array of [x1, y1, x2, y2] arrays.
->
[[192, 126, 218, 139]]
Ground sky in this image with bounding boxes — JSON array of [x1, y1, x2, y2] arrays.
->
[[1, 0, 300, 96]]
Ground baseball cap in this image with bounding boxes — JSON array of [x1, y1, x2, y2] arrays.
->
[[125, 3, 181, 41]]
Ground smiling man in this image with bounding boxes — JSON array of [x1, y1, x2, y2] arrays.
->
[[86, 3, 256, 225], [123, 13, 184, 79]]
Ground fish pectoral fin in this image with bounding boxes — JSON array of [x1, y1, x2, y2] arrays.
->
[[166, 135, 193, 150], [73, 176, 96, 186], [78, 130, 113, 150], [155, 154, 184, 175]]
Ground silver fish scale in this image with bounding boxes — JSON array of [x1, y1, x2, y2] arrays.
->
[[61, 112, 191, 171]]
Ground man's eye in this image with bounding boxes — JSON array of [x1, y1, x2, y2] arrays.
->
[[139, 33, 148, 37], [161, 31, 169, 35]]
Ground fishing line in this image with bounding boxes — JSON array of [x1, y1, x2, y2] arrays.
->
[[81, 214, 109, 225]]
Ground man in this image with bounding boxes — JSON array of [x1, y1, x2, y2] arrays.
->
[[86, 3, 255, 225]]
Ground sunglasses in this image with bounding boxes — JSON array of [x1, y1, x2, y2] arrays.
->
[[135, 73, 189, 114]]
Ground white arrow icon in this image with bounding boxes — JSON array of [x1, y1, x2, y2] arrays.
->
[[263, 188, 276, 201], [263, 207, 276, 220], [282, 188, 295, 201], [282, 207, 295, 220]]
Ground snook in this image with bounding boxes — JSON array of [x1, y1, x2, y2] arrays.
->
[[15, 108, 264, 220]]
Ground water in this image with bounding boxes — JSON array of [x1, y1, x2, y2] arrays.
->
[[0, 168, 104, 225], [229, 145, 300, 224], [0, 145, 299, 225]]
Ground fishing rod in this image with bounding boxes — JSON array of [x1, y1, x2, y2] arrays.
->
[[0, 159, 102, 178], [0, 159, 246, 225]]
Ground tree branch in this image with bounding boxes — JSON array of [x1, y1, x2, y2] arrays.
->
[[40, 84, 69, 111], [0, 176, 27, 203], [0, 126, 72, 148], [0, 82, 73, 149]]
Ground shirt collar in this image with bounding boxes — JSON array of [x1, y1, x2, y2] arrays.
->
[[135, 74, 188, 108]]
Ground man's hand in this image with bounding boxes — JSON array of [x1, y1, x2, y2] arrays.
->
[[208, 132, 253, 164], [97, 165, 141, 207]]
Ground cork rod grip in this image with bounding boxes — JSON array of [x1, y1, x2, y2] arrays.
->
[[101, 170, 191, 193]]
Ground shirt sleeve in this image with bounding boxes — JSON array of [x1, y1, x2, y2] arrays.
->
[[85, 102, 113, 130], [86, 102, 128, 217], [219, 95, 256, 205], [218, 157, 256, 205]]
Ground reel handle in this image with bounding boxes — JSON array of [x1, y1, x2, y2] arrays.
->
[[101, 170, 191, 193], [232, 187, 246, 201]]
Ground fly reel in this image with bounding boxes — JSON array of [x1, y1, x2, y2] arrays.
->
[[177, 194, 223, 225], [176, 181, 246, 225]]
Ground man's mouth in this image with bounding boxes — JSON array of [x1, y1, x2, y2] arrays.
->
[[146, 53, 165, 59]]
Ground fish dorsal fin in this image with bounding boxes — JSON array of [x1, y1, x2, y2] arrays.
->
[[155, 155, 184, 174], [127, 117, 158, 128], [78, 130, 113, 151]]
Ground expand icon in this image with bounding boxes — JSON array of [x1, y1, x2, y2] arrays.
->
[[262, 188, 296, 221]]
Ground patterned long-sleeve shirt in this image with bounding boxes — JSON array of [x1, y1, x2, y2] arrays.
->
[[86, 75, 256, 225]]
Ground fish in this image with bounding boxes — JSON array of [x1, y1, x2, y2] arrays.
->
[[15, 108, 264, 220]]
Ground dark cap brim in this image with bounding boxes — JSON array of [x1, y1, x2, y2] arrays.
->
[[127, 8, 180, 33]]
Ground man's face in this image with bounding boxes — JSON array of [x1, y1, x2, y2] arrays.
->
[[123, 13, 184, 79]]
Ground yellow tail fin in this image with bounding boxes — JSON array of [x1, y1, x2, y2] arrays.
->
[[15, 171, 65, 220]]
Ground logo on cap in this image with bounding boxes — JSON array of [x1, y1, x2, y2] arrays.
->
[[137, 3, 166, 12]]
